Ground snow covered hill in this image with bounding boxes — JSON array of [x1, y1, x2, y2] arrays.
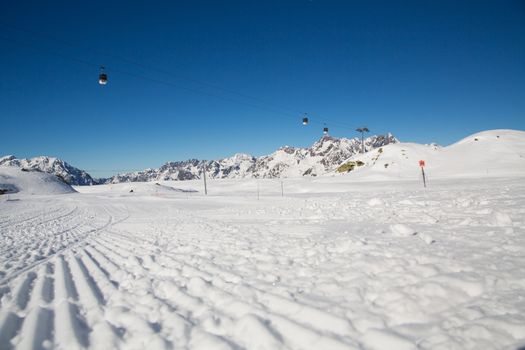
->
[[0, 166, 76, 195], [0, 155, 97, 186], [107, 133, 397, 183], [335, 129, 525, 180]]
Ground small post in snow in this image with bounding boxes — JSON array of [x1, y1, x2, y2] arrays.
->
[[202, 163, 208, 195], [419, 160, 426, 188], [257, 179, 260, 200], [281, 181, 284, 197]]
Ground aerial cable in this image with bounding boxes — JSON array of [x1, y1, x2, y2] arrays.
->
[[0, 34, 303, 120], [0, 22, 360, 132], [0, 21, 303, 117], [0, 22, 302, 114], [0, 24, 362, 133]]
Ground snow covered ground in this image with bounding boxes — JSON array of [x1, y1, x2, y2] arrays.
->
[[1, 172, 525, 349]]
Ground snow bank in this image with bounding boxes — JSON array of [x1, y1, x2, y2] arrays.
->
[[339, 129, 525, 180], [74, 181, 197, 195], [0, 166, 76, 195]]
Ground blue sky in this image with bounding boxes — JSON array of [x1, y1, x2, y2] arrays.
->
[[1, 0, 524, 177]]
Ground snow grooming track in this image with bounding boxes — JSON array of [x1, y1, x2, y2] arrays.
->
[[1, 176, 525, 349], [0, 198, 132, 349], [0, 202, 128, 287]]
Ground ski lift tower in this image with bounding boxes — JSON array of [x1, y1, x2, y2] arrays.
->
[[356, 127, 369, 153]]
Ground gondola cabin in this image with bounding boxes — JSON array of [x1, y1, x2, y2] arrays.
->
[[99, 73, 108, 85], [99, 66, 108, 85]]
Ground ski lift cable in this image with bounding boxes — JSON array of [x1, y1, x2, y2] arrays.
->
[[4, 20, 353, 131], [0, 34, 357, 133], [0, 29, 358, 132], [0, 34, 302, 119], [0, 21, 309, 118], [0, 22, 359, 131]]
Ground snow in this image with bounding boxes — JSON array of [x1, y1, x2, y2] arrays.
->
[[1, 130, 525, 349], [340, 129, 525, 180], [1, 174, 524, 349], [78, 181, 197, 196], [0, 156, 97, 186], [390, 224, 417, 237], [0, 166, 76, 195]]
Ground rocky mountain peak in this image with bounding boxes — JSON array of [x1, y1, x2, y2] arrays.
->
[[1, 133, 398, 185], [0, 155, 97, 186], [105, 133, 397, 182]]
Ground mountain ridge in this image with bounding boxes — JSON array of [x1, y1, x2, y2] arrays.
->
[[0, 133, 397, 185], [0, 155, 97, 186], [106, 133, 397, 183], [3, 130, 524, 185]]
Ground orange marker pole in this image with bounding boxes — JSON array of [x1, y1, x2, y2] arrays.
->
[[419, 160, 427, 188]]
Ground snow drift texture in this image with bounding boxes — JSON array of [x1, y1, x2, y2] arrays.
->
[[2, 173, 525, 349]]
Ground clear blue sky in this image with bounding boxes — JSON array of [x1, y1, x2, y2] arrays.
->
[[1, 0, 524, 177]]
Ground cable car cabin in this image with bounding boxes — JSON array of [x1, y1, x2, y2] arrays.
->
[[302, 117, 309, 125], [323, 127, 329, 134], [98, 66, 108, 85], [99, 73, 108, 85]]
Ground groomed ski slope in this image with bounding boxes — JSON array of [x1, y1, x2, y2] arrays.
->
[[1, 175, 525, 350]]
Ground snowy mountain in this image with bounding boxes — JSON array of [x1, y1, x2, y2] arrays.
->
[[107, 134, 397, 183], [0, 155, 97, 186], [3, 130, 523, 186], [0, 166, 76, 195], [335, 129, 525, 180]]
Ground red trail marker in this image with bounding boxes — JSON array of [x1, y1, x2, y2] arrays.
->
[[419, 160, 427, 187]]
